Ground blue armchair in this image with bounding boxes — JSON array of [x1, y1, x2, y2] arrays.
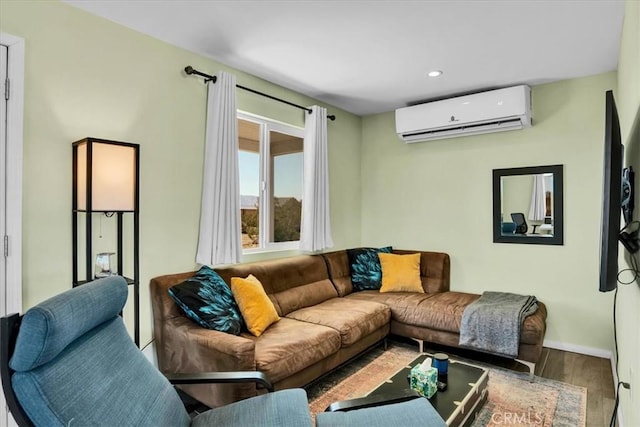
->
[[1, 276, 445, 427]]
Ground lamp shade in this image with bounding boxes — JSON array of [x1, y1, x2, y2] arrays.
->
[[73, 138, 139, 212]]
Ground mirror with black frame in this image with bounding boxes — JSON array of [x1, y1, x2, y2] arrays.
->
[[493, 164, 564, 245]]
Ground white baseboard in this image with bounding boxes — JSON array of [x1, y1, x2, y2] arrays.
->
[[543, 339, 613, 359]]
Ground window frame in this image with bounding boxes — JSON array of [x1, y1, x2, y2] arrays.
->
[[238, 111, 304, 254]]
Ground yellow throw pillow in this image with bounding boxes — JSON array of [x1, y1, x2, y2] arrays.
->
[[378, 253, 424, 293], [230, 274, 280, 337]]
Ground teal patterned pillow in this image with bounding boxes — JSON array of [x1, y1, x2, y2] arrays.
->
[[347, 246, 393, 291], [168, 266, 244, 334]]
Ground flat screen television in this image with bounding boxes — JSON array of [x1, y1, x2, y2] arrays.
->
[[599, 90, 623, 292]]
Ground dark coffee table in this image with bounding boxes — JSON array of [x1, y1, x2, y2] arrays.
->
[[328, 353, 488, 427]]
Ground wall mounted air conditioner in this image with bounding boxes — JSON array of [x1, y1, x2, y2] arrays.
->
[[395, 85, 532, 143]]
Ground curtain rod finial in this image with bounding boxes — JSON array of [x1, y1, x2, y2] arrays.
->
[[184, 66, 194, 75], [306, 109, 336, 121]]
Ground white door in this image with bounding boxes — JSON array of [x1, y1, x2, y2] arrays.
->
[[1, 31, 24, 427]]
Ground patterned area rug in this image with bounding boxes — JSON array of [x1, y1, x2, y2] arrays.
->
[[306, 342, 586, 426]]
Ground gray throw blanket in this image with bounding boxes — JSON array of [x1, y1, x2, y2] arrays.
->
[[459, 291, 538, 358]]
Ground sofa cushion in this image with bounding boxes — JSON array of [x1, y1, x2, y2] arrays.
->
[[347, 246, 392, 291], [286, 298, 390, 347], [215, 255, 337, 316], [345, 290, 435, 305], [321, 250, 354, 296], [231, 275, 280, 337], [350, 291, 546, 346], [215, 255, 330, 295], [271, 279, 339, 317], [347, 291, 478, 333], [379, 253, 424, 293], [247, 318, 341, 383], [168, 266, 244, 335], [391, 291, 478, 333]]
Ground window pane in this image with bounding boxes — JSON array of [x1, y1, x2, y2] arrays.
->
[[270, 130, 303, 243], [238, 119, 260, 249]]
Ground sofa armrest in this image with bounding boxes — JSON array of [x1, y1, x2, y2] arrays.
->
[[155, 317, 258, 408], [158, 316, 256, 374], [166, 371, 273, 392]]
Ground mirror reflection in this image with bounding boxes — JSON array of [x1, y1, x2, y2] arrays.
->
[[493, 165, 563, 245], [500, 173, 554, 236]]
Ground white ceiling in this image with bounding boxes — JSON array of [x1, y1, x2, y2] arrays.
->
[[64, 0, 625, 116]]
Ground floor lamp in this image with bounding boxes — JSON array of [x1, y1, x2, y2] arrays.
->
[[72, 137, 140, 346]]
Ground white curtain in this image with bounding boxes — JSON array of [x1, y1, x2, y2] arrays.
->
[[300, 105, 334, 252], [528, 174, 546, 221], [196, 71, 241, 265]]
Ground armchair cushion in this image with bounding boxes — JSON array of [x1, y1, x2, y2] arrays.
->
[[192, 388, 312, 427], [10, 276, 128, 372], [316, 397, 446, 427], [168, 265, 244, 335]]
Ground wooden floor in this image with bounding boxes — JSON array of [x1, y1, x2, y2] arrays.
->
[[539, 348, 616, 427], [412, 338, 616, 427]]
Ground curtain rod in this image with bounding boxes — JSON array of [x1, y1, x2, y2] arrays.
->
[[184, 66, 336, 121]]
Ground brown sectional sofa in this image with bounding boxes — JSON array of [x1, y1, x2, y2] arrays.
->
[[150, 248, 547, 408], [324, 250, 547, 366]]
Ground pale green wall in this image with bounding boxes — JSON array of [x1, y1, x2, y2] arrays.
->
[[0, 0, 362, 346], [615, 0, 640, 424], [361, 73, 617, 351]]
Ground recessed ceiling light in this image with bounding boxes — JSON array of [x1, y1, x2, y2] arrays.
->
[[428, 70, 443, 77]]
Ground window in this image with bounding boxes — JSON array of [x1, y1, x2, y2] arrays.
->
[[238, 112, 304, 251]]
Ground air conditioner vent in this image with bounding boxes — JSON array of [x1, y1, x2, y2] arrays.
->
[[396, 86, 531, 143]]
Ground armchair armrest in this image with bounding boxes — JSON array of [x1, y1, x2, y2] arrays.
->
[[165, 371, 274, 392], [325, 389, 421, 412]]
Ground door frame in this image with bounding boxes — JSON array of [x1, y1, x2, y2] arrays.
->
[[1, 31, 24, 427], [1, 32, 24, 316]]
